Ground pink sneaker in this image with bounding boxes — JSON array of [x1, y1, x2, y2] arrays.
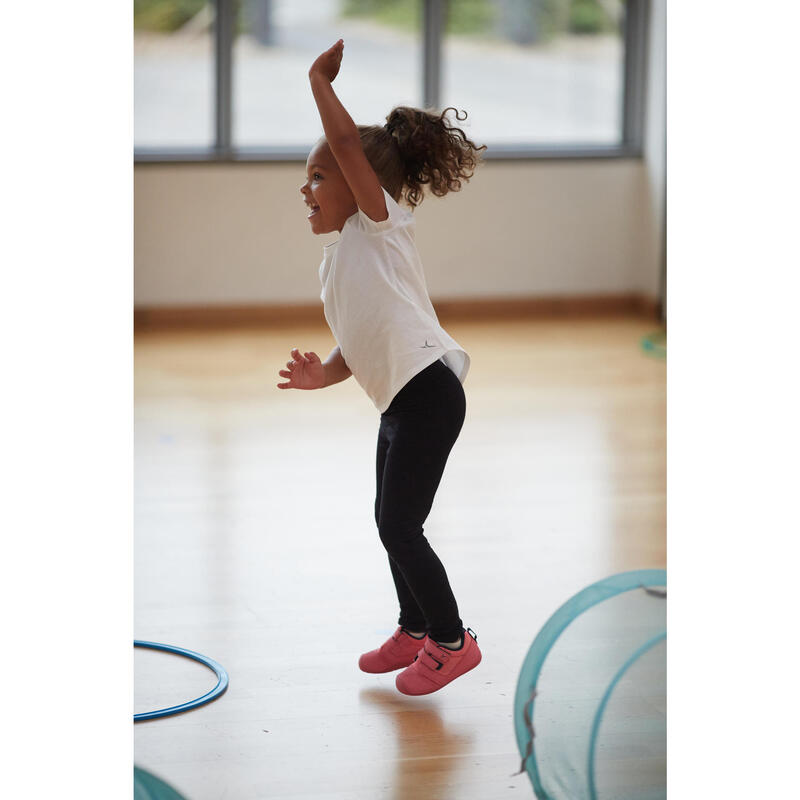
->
[[358, 626, 428, 674], [395, 628, 481, 696]]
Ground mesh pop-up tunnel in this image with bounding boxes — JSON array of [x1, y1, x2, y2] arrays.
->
[[514, 570, 666, 800]]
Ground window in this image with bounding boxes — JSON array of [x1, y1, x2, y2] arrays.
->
[[442, 0, 625, 146], [234, 1, 422, 148], [134, 0, 215, 148], [134, 0, 648, 161]]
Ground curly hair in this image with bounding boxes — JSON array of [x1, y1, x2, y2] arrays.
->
[[355, 106, 487, 209]]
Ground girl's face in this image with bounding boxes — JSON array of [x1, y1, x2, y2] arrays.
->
[[300, 140, 358, 234]]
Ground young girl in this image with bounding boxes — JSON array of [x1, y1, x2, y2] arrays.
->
[[277, 39, 486, 696]]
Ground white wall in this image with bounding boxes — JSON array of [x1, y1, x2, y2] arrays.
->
[[135, 158, 653, 307], [134, 7, 665, 310]]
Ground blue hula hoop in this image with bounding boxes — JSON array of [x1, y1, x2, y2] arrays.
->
[[134, 640, 229, 722]]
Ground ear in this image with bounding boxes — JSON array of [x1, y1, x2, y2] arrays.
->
[[327, 137, 388, 223]]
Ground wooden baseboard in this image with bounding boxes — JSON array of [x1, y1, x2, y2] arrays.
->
[[134, 294, 661, 332], [432, 294, 661, 321], [134, 302, 326, 331]]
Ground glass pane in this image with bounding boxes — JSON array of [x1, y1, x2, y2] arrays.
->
[[134, 0, 215, 148], [443, 0, 625, 146], [234, 0, 423, 148]]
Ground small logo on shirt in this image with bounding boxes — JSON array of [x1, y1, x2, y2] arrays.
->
[[421, 340, 436, 348]]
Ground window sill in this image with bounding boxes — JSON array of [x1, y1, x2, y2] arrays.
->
[[134, 143, 642, 165]]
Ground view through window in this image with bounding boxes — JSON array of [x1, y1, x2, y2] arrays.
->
[[442, 0, 624, 145], [234, 1, 423, 147], [134, 0, 215, 148], [135, 0, 628, 152]]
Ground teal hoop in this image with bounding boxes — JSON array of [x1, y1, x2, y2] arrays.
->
[[134, 765, 188, 799], [513, 569, 666, 798], [640, 330, 666, 359]]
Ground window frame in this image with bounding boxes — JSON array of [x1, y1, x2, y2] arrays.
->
[[134, 0, 649, 164]]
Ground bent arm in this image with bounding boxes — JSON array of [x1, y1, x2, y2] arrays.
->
[[323, 345, 352, 387], [309, 68, 388, 222], [309, 71, 360, 146]]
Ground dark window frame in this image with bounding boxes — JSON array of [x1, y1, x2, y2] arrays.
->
[[134, 0, 649, 164]]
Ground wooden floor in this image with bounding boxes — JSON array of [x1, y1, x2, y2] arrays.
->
[[134, 315, 666, 800]]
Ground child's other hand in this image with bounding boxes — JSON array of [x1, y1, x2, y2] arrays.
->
[[309, 39, 344, 82], [277, 348, 325, 390]]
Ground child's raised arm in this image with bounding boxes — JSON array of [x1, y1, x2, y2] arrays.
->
[[308, 40, 388, 223]]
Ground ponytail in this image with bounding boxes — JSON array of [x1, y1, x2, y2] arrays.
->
[[357, 106, 486, 209]]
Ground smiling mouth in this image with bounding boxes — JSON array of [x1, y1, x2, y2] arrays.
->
[[307, 204, 320, 218]]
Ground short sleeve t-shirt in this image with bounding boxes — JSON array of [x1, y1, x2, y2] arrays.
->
[[319, 187, 470, 413]]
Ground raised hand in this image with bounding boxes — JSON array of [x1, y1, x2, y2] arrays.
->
[[277, 348, 326, 390], [309, 38, 344, 83]]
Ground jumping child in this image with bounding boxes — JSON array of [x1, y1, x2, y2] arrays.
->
[[277, 39, 486, 695]]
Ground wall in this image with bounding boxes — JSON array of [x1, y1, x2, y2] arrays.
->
[[135, 158, 653, 308]]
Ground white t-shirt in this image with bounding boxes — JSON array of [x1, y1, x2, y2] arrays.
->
[[319, 187, 470, 413]]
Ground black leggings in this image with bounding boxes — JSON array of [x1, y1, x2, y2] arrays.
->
[[374, 358, 466, 643]]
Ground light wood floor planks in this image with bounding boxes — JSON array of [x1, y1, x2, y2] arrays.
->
[[134, 315, 666, 799]]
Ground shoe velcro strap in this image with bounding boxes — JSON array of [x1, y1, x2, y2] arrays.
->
[[419, 648, 447, 671]]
